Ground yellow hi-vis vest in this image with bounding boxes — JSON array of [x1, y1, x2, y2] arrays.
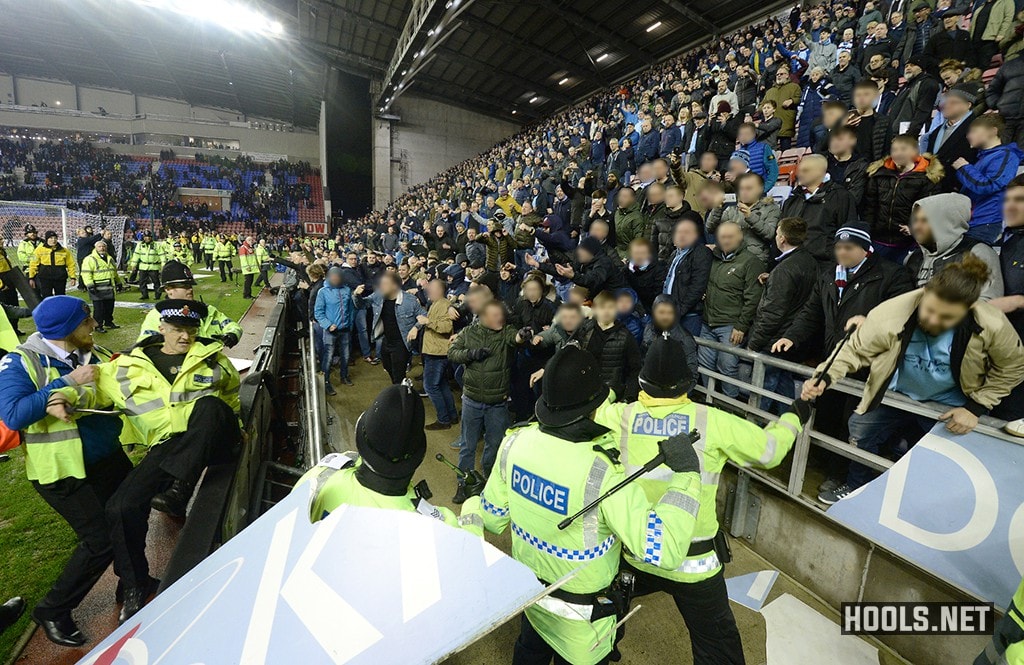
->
[[130, 242, 164, 271], [80, 251, 121, 289], [0, 306, 19, 352]]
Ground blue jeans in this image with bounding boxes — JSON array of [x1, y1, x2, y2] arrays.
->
[[322, 328, 351, 381], [698, 324, 740, 398], [965, 222, 1003, 246], [458, 396, 510, 475], [681, 312, 702, 337], [354, 308, 371, 358], [760, 365, 795, 415], [423, 355, 458, 425], [846, 405, 933, 489]]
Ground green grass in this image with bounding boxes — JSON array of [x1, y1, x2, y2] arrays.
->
[[0, 264, 252, 661]]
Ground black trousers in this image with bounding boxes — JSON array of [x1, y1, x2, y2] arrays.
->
[[625, 564, 745, 665], [219, 260, 232, 282], [253, 266, 271, 287], [32, 450, 132, 620], [204, 253, 214, 270], [106, 397, 239, 588], [138, 270, 160, 298], [380, 339, 410, 384], [92, 297, 115, 326], [37, 276, 67, 298], [512, 614, 610, 665], [243, 273, 254, 298]]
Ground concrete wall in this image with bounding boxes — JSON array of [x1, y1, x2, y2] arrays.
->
[[372, 94, 518, 206]]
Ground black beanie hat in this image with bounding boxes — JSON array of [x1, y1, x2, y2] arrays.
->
[[640, 333, 696, 398], [578, 235, 603, 257], [356, 383, 427, 480]]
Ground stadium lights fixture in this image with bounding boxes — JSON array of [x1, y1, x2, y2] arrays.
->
[[529, 96, 538, 104], [129, 0, 285, 37], [558, 77, 569, 85], [596, 53, 609, 62], [647, 21, 662, 32]]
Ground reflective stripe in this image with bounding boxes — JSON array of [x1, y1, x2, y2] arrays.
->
[[480, 494, 508, 518], [123, 398, 164, 416], [757, 432, 778, 466], [642, 511, 664, 565], [498, 430, 521, 484], [659, 489, 700, 518], [693, 404, 708, 440], [776, 418, 799, 438], [23, 429, 80, 444], [17, 351, 46, 388], [511, 522, 616, 562], [692, 405, 717, 486], [618, 404, 633, 459], [170, 389, 215, 402], [677, 551, 721, 574], [582, 457, 609, 550], [701, 470, 721, 486], [535, 595, 594, 621], [458, 514, 483, 530]]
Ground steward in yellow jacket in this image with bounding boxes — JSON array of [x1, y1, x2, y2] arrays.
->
[[595, 334, 809, 664], [213, 235, 236, 283], [28, 232, 76, 297], [53, 299, 241, 623], [80, 241, 123, 332]]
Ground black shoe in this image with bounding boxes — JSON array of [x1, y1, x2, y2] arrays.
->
[[95, 326, 106, 333], [425, 421, 452, 431], [452, 481, 468, 505], [341, 377, 353, 386], [31, 610, 86, 647], [119, 577, 160, 625], [107, 323, 121, 329], [140, 295, 149, 301], [151, 479, 195, 518], [0, 597, 25, 634], [325, 382, 337, 396]]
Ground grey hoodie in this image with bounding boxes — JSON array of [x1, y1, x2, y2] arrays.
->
[[907, 193, 1003, 301]]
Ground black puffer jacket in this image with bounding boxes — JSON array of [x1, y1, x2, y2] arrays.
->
[[538, 250, 627, 296], [624, 260, 668, 313], [863, 155, 944, 245], [576, 318, 642, 402], [649, 205, 695, 262], [988, 56, 1024, 122], [782, 254, 916, 355], [509, 296, 556, 331], [747, 247, 820, 356], [780, 181, 858, 263]]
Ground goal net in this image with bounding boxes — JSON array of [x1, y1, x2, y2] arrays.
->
[[0, 201, 129, 268]]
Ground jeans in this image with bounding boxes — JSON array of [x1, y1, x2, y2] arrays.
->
[[846, 405, 933, 489], [760, 364, 795, 415], [698, 324, 741, 398], [354, 308, 372, 357], [965, 222, 1003, 246], [458, 396, 510, 474], [323, 327, 352, 381], [423, 355, 458, 424]]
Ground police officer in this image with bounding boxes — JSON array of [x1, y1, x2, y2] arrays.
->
[[594, 334, 810, 664], [464, 345, 704, 665], [238, 236, 258, 299], [214, 233, 236, 282], [128, 230, 163, 300], [50, 299, 242, 622], [201, 231, 217, 271], [80, 240, 123, 333], [0, 296, 127, 646], [17, 224, 40, 268], [136, 260, 243, 347], [293, 381, 483, 530], [0, 238, 25, 335], [253, 237, 273, 290], [977, 575, 1024, 665]]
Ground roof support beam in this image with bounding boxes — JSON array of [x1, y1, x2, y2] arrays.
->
[[375, 0, 445, 110], [297, 0, 402, 42], [433, 47, 573, 105], [659, 0, 719, 36], [530, 2, 655, 65]]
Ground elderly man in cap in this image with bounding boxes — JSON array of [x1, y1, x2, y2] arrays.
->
[[80, 240, 123, 333], [463, 345, 704, 665], [49, 299, 241, 622], [293, 381, 482, 530], [0, 296, 126, 646], [128, 230, 164, 300], [137, 260, 243, 347]]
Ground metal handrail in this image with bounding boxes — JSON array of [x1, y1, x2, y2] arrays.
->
[[303, 322, 327, 466]]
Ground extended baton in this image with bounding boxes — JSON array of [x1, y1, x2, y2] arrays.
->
[[558, 429, 701, 530], [435, 453, 469, 480], [808, 326, 855, 393]]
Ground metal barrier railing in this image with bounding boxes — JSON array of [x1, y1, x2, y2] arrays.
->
[[301, 319, 328, 467], [691, 336, 1020, 500]]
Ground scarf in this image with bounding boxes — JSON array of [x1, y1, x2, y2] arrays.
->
[[835, 256, 869, 299]]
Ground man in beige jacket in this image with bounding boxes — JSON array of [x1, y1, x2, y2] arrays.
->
[[802, 254, 1024, 504]]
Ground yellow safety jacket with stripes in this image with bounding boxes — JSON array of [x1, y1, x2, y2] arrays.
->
[[201, 235, 217, 255], [0, 306, 19, 352], [238, 243, 259, 275], [80, 250, 122, 289], [595, 392, 801, 583], [58, 336, 240, 447], [17, 238, 40, 266], [463, 417, 702, 665], [213, 241, 236, 261], [5, 339, 116, 484], [129, 241, 164, 271]]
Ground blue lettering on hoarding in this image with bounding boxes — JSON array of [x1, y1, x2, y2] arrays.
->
[[511, 465, 569, 515], [631, 413, 690, 437]]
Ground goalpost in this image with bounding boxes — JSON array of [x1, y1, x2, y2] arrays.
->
[[0, 201, 129, 268]]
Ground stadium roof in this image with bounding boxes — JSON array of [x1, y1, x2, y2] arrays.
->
[[0, 0, 789, 128]]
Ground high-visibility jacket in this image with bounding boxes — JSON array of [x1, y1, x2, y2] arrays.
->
[[60, 336, 240, 447], [255, 244, 271, 266], [80, 250, 121, 289], [129, 241, 164, 271], [166, 248, 190, 265], [1, 336, 118, 483], [17, 238, 40, 266], [0, 246, 13, 273], [595, 393, 800, 583], [979, 577, 1024, 665], [463, 419, 701, 665], [213, 241, 235, 261], [238, 243, 259, 275], [28, 243, 76, 279], [201, 235, 217, 255], [136, 305, 243, 342], [293, 451, 482, 534], [0, 306, 19, 352]]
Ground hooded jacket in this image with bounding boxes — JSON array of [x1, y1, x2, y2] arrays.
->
[[535, 214, 576, 258], [707, 198, 781, 265], [987, 57, 1024, 121], [864, 154, 944, 245], [614, 288, 649, 345], [956, 143, 1024, 228], [703, 246, 765, 332], [904, 193, 1004, 301], [748, 247, 820, 355], [314, 272, 356, 331], [444, 263, 470, 299]]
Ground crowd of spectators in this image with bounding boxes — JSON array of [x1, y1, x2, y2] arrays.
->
[[318, 0, 1024, 505]]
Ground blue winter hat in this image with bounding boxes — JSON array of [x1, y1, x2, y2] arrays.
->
[[34, 296, 91, 339], [730, 149, 751, 168]]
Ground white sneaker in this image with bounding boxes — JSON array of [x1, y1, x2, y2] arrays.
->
[[1005, 419, 1024, 438]]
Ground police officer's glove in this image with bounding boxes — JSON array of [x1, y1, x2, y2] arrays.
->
[[464, 469, 486, 498], [466, 348, 491, 363], [658, 432, 701, 474], [790, 398, 813, 425], [517, 326, 534, 341]]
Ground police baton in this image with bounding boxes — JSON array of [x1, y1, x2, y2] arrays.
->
[[435, 453, 469, 480], [557, 429, 701, 531]]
